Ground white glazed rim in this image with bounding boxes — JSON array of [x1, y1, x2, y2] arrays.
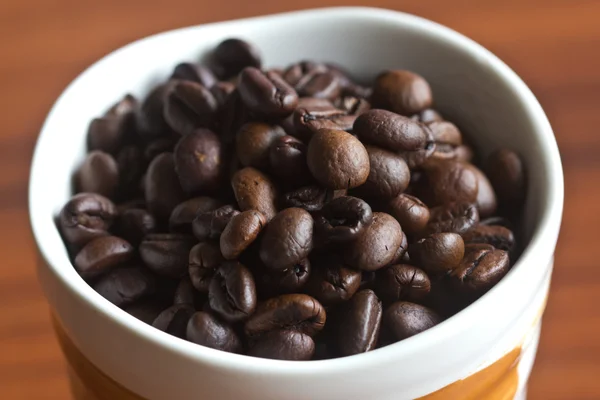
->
[[29, 7, 563, 375]]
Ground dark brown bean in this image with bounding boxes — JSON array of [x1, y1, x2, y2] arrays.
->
[[236, 123, 286, 169], [173, 277, 205, 308], [248, 330, 315, 360], [152, 304, 195, 338], [220, 210, 266, 260], [387, 194, 430, 236], [59, 193, 117, 248], [145, 152, 186, 225], [192, 205, 240, 241], [74, 236, 134, 279], [231, 167, 278, 222], [375, 264, 431, 304], [136, 83, 174, 139], [139, 234, 196, 278], [410, 233, 465, 277], [416, 160, 479, 206], [425, 202, 480, 235], [188, 242, 224, 292], [164, 81, 218, 136], [124, 300, 166, 324], [76, 151, 120, 198], [466, 163, 497, 218], [411, 108, 443, 124], [295, 71, 341, 100], [462, 225, 516, 254], [451, 244, 510, 294], [353, 145, 410, 200], [213, 38, 262, 79], [485, 149, 527, 209], [238, 67, 298, 118], [186, 311, 242, 353], [314, 196, 373, 244], [169, 197, 222, 234], [269, 135, 313, 187], [281, 186, 331, 212], [372, 70, 433, 115], [208, 261, 257, 323], [305, 254, 361, 306], [174, 128, 223, 195], [114, 208, 156, 247], [93, 267, 157, 307], [383, 302, 441, 341], [336, 289, 382, 356], [171, 63, 217, 88]]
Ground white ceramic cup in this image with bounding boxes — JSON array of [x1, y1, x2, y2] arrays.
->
[[29, 7, 563, 400]]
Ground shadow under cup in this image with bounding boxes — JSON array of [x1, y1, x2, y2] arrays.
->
[[30, 7, 563, 400]]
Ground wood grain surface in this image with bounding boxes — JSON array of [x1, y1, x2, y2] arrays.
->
[[0, 0, 597, 398]]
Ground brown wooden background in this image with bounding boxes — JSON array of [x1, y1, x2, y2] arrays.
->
[[1, 0, 597, 398]]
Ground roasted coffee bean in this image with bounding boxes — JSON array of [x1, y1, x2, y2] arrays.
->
[[220, 210, 266, 260], [192, 205, 240, 241], [307, 129, 370, 190], [451, 244, 510, 294], [115, 208, 156, 246], [245, 294, 326, 337], [210, 81, 236, 106], [390, 232, 409, 265], [164, 81, 218, 136], [213, 38, 262, 79], [174, 129, 223, 195], [344, 212, 403, 271], [282, 61, 328, 86], [145, 152, 186, 225], [305, 255, 361, 306], [136, 83, 174, 139], [295, 71, 341, 100], [139, 234, 196, 278], [282, 186, 331, 212], [87, 117, 127, 155], [336, 289, 382, 356], [289, 100, 339, 141], [353, 145, 410, 200], [425, 202, 480, 235], [314, 196, 372, 244], [268, 135, 312, 187], [375, 264, 431, 304], [59, 193, 117, 248], [462, 225, 515, 254], [335, 96, 371, 115], [143, 137, 177, 162], [152, 304, 195, 338], [238, 67, 298, 118], [485, 149, 526, 209], [383, 302, 441, 341], [416, 160, 479, 206], [189, 242, 224, 292], [428, 121, 462, 161], [171, 63, 217, 88], [342, 83, 373, 100], [410, 233, 465, 277], [455, 145, 474, 163], [372, 70, 432, 115], [74, 236, 134, 279], [93, 266, 157, 307], [231, 167, 278, 221], [116, 146, 145, 199], [124, 300, 166, 324], [354, 109, 434, 154], [411, 108, 443, 124], [480, 216, 514, 230], [76, 151, 120, 199], [208, 261, 257, 322], [387, 194, 430, 236], [259, 208, 314, 270], [173, 277, 205, 307], [219, 90, 249, 144], [274, 258, 311, 293], [169, 197, 222, 234], [466, 163, 497, 218], [186, 311, 242, 353], [236, 123, 286, 169], [248, 330, 315, 360]]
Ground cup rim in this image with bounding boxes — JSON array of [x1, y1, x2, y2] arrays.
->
[[29, 6, 564, 374]]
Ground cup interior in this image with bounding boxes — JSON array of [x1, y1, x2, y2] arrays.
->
[[29, 7, 563, 371]]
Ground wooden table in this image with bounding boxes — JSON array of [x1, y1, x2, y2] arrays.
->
[[1, 0, 597, 398]]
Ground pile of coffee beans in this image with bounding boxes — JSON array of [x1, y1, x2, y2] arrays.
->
[[57, 38, 527, 361]]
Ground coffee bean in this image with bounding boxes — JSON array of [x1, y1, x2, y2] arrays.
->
[[139, 234, 196, 278], [219, 90, 249, 145], [143, 137, 177, 163], [145, 152, 186, 225], [269, 135, 313, 187], [164, 81, 218, 136], [335, 96, 371, 115], [480, 216, 514, 230], [273, 258, 311, 293], [390, 231, 409, 265], [455, 145, 474, 163], [186, 311, 242, 353], [114, 208, 156, 246], [372, 70, 432, 115], [152, 304, 195, 338], [293, 107, 356, 141], [231, 167, 278, 221], [416, 160, 479, 206], [213, 38, 262, 79], [210, 81, 236, 106], [188, 242, 224, 292], [169, 197, 222, 234], [295, 71, 341, 100], [462, 225, 516, 254], [238, 67, 298, 118], [282, 186, 331, 212], [354, 109, 433, 154], [466, 163, 497, 218], [76, 151, 120, 199], [410, 233, 465, 277], [282, 61, 328, 86], [59, 193, 117, 248], [485, 149, 526, 209], [425, 202, 480, 235], [259, 208, 313, 270], [411, 108, 443, 124], [245, 294, 326, 337], [173, 277, 205, 308], [428, 121, 463, 161], [353, 145, 410, 199], [305, 254, 361, 306], [236, 123, 286, 169], [387, 194, 430, 236], [450, 244, 510, 294], [136, 83, 174, 139], [171, 63, 217, 88], [174, 129, 223, 195], [248, 330, 315, 360], [344, 212, 403, 271], [336, 289, 382, 356], [116, 146, 145, 199], [93, 266, 157, 307], [87, 117, 127, 155], [307, 129, 370, 190], [74, 236, 134, 279], [208, 261, 257, 323], [220, 210, 266, 260], [383, 302, 441, 341], [124, 299, 166, 324], [192, 205, 240, 242], [375, 264, 431, 304], [314, 196, 373, 244]]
